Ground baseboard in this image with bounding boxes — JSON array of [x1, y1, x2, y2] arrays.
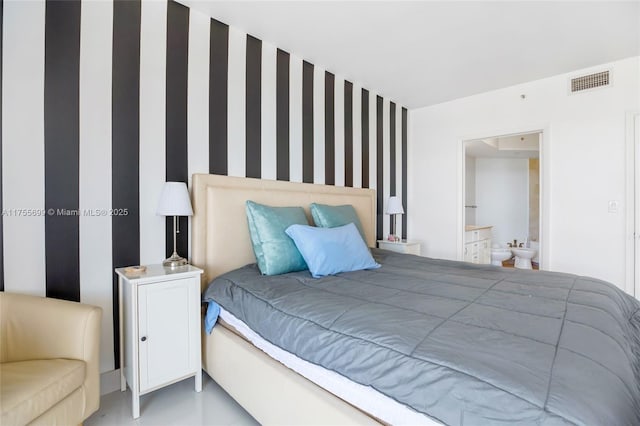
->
[[100, 369, 121, 395]]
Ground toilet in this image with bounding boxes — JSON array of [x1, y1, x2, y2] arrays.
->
[[490, 247, 512, 266], [511, 247, 537, 269]]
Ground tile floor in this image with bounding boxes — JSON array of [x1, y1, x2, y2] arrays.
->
[[86, 374, 259, 426]]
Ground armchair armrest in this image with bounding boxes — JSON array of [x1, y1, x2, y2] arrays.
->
[[0, 292, 102, 416]]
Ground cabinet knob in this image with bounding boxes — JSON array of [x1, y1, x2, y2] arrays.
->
[[141, 336, 147, 342]]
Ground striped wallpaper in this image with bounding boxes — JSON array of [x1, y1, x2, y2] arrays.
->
[[1, 0, 409, 373]]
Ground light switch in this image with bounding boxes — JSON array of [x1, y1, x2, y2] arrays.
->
[[608, 200, 619, 214]]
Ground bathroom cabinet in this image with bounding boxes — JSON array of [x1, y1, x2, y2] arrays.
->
[[464, 226, 492, 264]]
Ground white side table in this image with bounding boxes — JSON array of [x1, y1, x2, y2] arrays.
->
[[377, 240, 421, 255], [116, 264, 203, 419]]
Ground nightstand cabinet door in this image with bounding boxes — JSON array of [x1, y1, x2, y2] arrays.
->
[[138, 277, 200, 392], [117, 265, 203, 419]]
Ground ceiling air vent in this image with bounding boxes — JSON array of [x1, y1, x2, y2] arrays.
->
[[570, 70, 610, 93]]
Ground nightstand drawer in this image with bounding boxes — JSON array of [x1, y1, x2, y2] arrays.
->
[[377, 240, 421, 255]]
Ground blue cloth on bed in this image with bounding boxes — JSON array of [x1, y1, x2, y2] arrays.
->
[[204, 300, 221, 334]]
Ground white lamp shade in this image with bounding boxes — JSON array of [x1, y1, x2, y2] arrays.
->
[[386, 196, 404, 215], [156, 182, 193, 216]]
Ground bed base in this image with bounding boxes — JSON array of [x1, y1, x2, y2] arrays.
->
[[203, 325, 381, 425]]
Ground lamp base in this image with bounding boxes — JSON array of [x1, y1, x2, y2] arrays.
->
[[162, 253, 188, 268]]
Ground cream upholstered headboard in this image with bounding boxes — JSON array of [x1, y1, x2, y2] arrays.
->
[[191, 174, 376, 289]]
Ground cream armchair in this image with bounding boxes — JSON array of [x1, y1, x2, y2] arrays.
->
[[0, 292, 101, 425]]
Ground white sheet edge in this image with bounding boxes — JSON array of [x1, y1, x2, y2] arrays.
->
[[218, 307, 442, 426]]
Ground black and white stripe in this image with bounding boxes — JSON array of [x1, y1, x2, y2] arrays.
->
[[334, 76, 345, 187], [325, 72, 335, 185], [402, 107, 408, 239], [344, 81, 353, 187], [389, 102, 396, 232], [44, 0, 81, 301], [245, 35, 261, 179], [361, 89, 370, 188], [227, 26, 246, 177], [209, 18, 228, 175], [80, 0, 115, 373], [260, 43, 277, 180], [1, 0, 409, 374], [165, 0, 189, 260], [302, 61, 314, 184], [112, 0, 141, 369], [276, 49, 290, 181], [313, 64, 325, 184], [289, 55, 303, 182]]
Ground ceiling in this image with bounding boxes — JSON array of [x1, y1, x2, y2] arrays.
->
[[179, 1, 640, 109], [466, 132, 540, 159]]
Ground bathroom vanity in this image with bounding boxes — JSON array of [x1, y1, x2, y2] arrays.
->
[[464, 225, 493, 264]]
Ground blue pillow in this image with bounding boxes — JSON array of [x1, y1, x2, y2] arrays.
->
[[310, 203, 367, 242], [285, 223, 380, 278], [246, 201, 309, 275]]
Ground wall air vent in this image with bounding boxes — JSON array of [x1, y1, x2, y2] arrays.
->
[[570, 70, 610, 93]]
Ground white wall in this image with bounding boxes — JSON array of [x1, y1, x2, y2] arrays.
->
[[475, 158, 529, 247], [409, 56, 639, 292]]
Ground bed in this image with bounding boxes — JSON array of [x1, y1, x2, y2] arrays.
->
[[191, 174, 640, 425]]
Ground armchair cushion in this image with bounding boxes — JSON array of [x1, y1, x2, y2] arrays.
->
[[1, 359, 85, 426]]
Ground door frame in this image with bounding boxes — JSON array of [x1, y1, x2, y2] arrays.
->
[[625, 112, 640, 297], [458, 124, 550, 269]]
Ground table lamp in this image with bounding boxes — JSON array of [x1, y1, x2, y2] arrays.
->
[[386, 196, 404, 242], [156, 181, 193, 267]]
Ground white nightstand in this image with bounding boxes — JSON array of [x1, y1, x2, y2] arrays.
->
[[377, 240, 421, 255], [116, 264, 203, 419]]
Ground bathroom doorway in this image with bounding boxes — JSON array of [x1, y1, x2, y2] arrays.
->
[[463, 131, 543, 269]]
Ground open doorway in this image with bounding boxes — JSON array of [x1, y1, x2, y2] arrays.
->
[[463, 131, 542, 270], [631, 113, 640, 296]]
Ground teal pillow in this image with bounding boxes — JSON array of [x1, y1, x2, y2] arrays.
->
[[310, 203, 366, 242], [246, 201, 309, 275]]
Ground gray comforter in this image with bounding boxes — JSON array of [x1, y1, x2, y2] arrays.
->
[[204, 249, 640, 425]]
